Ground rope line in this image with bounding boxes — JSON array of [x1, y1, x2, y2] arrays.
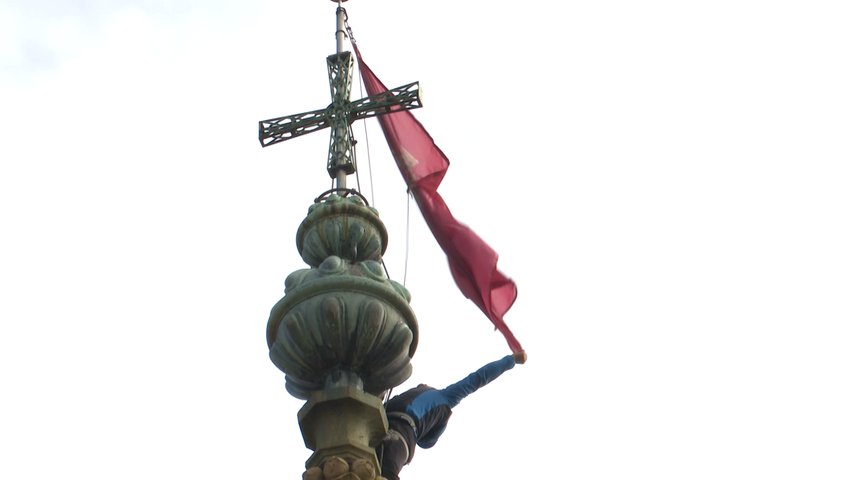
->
[[342, 10, 414, 288]]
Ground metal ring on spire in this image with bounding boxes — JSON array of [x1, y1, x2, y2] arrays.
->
[[314, 188, 370, 206]]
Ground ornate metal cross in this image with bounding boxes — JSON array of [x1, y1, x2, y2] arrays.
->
[[258, 50, 423, 188]]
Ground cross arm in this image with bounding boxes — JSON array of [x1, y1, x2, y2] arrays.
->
[[348, 81, 423, 121], [259, 106, 331, 148]]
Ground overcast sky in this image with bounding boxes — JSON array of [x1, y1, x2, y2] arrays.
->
[[1, 1, 852, 479]]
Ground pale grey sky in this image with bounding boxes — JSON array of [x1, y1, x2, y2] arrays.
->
[[1, 1, 852, 479]]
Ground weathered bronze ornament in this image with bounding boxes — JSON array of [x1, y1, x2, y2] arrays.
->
[[266, 193, 418, 477], [268, 193, 418, 399]]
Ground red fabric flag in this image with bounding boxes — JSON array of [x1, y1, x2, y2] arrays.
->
[[354, 45, 522, 353]]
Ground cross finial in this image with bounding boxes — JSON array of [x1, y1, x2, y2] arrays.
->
[[258, 4, 422, 191]]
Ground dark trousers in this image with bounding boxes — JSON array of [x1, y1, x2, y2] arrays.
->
[[378, 429, 410, 480]]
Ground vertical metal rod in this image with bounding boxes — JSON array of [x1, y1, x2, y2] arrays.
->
[[336, 4, 346, 54], [335, 167, 347, 190], [335, 3, 347, 190]]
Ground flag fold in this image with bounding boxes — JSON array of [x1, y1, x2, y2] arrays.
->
[[354, 45, 522, 354]]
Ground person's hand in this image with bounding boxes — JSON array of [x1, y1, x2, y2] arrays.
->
[[513, 350, 527, 364]]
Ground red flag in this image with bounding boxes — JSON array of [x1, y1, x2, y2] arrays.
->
[[354, 46, 522, 353]]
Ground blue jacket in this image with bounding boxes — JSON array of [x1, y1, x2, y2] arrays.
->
[[384, 355, 517, 449]]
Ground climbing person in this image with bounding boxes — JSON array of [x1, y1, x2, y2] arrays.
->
[[376, 350, 527, 480]]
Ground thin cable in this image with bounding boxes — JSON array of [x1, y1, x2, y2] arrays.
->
[[346, 11, 385, 278], [344, 14, 415, 288], [344, 11, 383, 274], [352, 126, 362, 193], [355, 71, 375, 206], [343, 11, 374, 206], [403, 192, 411, 287]]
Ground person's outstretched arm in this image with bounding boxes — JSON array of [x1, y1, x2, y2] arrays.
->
[[439, 351, 526, 407]]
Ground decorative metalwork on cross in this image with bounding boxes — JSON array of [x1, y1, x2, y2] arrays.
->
[[258, 7, 423, 190]]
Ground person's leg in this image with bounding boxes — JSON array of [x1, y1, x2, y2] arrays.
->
[[378, 430, 409, 480]]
